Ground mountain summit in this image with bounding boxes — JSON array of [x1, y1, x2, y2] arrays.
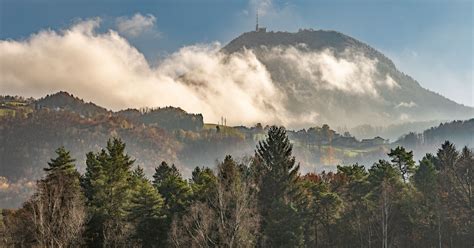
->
[[223, 29, 473, 127]]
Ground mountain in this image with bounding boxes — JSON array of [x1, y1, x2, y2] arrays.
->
[[117, 107, 204, 131], [34, 91, 108, 117], [223, 29, 473, 127]]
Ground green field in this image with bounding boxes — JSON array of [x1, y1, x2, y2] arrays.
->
[[0, 109, 15, 117]]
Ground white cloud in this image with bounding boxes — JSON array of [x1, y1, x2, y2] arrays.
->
[[0, 20, 286, 126], [0, 19, 399, 128], [116, 13, 158, 37], [261, 45, 397, 97]]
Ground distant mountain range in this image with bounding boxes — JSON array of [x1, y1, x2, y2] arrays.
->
[[223, 29, 473, 127]]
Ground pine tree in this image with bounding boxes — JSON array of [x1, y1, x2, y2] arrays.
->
[[44, 146, 76, 174], [388, 146, 415, 183], [412, 154, 440, 247], [457, 146, 473, 212], [332, 164, 370, 247], [153, 161, 180, 187], [82, 138, 135, 247], [152, 161, 192, 247], [129, 166, 165, 247], [437, 144, 473, 245], [436, 141, 458, 171], [414, 155, 438, 197], [153, 161, 192, 215], [191, 166, 217, 202], [255, 126, 304, 247]]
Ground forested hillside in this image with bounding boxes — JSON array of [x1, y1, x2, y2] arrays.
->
[[0, 92, 390, 208], [1, 127, 472, 247], [1, 92, 472, 208], [395, 119, 474, 153]]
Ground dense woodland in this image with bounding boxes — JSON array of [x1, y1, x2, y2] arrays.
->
[[1, 126, 472, 247]]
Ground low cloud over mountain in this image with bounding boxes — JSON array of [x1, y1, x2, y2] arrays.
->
[[1, 18, 472, 128]]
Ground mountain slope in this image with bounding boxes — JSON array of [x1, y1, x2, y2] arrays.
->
[[34, 91, 108, 117], [223, 29, 473, 127]]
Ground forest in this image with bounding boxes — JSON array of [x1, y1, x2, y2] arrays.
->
[[1, 126, 472, 247]]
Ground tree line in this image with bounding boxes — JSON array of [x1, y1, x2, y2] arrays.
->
[[1, 126, 472, 247]]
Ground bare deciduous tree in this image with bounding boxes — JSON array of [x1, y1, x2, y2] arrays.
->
[[170, 202, 216, 247], [5, 172, 85, 247], [171, 156, 260, 248]]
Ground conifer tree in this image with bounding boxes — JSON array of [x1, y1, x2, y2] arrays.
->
[[414, 155, 438, 197], [191, 166, 218, 202], [388, 146, 415, 183], [412, 155, 440, 247], [152, 161, 192, 246], [153, 161, 181, 187], [255, 126, 304, 247], [44, 146, 76, 174], [82, 138, 135, 247], [129, 166, 165, 247]]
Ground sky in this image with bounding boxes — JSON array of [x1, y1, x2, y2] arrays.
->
[[0, 0, 472, 107]]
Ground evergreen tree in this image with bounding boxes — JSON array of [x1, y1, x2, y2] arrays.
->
[[436, 141, 458, 171], [152, 161, 192, 247], [332, 164, 370, 247], [300, 174, 342, 247], [44, 146, 76, 174], [437, 143, 473, 245], [82, 138, 135, 247], [191, 166, 218, 202], [153, 161, 192, 215], [129, 166, 165, 247], [388, 146, 415, 183], [457, 146, 473, 212], [255, 126, 304, 247], [414, 155, 438, 197], [412, 154, 441, 247], [153, 161, 180, 187]]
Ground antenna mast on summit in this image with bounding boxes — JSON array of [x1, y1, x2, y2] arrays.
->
[[256, 9, 259, 31]]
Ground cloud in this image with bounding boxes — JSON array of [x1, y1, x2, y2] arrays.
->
[[250, 0, 273, 16], [116, 13, 158, 37], [0, 19, 286, 126], [261, 45, 398, 97], [0, 19, 398, 128]]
